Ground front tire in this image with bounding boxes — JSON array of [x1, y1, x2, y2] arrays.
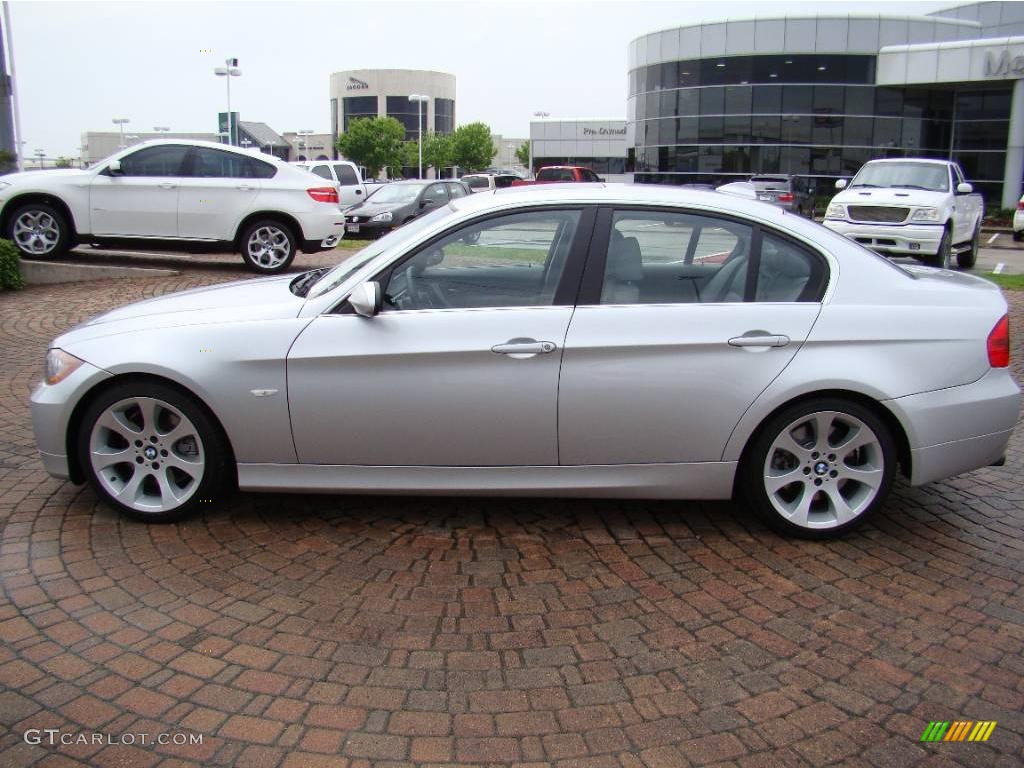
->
[[957, 225, 980, 269], [77, 381, 232, 523], [931, 227, 952, 269], [240, 219, 296, 274], [7, 202, 71, 259], [740, 398, 896, 539]]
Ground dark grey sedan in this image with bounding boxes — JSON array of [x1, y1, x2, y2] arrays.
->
[[343, 180, 470, 237]]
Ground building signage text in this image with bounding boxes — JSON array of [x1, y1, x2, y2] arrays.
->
[[347, 77, 369, 91], [984, 50, 1024, 78], [583, 127, 627, 136]]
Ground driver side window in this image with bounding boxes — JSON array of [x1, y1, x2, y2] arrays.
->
[[381, 210, 582, 311]]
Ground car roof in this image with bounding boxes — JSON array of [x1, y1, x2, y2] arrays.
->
[[864, 158, 951, 166]]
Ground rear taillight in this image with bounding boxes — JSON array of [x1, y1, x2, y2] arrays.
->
[[307, 187, 339, 204], [777, 193, 794, 203], [1018, 200, 1024, 210], [988, 314, 1010, 368]]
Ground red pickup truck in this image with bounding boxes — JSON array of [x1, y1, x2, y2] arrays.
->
[[512, 166, 603, 186]]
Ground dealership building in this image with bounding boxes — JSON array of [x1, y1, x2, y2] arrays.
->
[[329, 69, 455, 143], [529, 118, 632, 182], [628, 3, 1024, 207]]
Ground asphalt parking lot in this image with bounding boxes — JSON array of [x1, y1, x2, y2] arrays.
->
[[1, 252, 1023, 767]]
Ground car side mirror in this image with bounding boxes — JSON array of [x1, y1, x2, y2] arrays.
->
[[835, 179, 847, 190], [957, 182, 973, 194], [349, 281, 382, 317], [108, 159, 122, 175]]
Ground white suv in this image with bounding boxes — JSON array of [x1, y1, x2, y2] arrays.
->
[[0, 139, 347, 273], [292, 160, 366, 208]]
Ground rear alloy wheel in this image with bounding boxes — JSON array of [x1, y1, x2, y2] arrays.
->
[[741, 398, 896, 538], [957, 225, 980, 269], [78, 382, 231, 522], [8, 202, 71, 259], [241, 220, 296, 273]]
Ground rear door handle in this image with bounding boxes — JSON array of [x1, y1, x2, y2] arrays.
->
[[728, 333, 790, 348], [158, 182, 176, 189], [237, 184, 256, 191], [491, 338, 557, 357]]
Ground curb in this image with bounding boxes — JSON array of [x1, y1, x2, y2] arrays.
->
[[19, 260, 180, 285]]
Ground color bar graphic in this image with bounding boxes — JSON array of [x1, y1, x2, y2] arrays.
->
[[921, 721, 996, 743]]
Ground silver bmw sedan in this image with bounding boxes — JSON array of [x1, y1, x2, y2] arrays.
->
[[30, 185, 1020, 538]]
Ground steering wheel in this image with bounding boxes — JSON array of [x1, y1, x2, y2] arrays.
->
[[405, 264, 449, 309]]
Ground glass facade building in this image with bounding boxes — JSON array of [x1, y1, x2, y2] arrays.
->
[[628, 6, 1024, 206]]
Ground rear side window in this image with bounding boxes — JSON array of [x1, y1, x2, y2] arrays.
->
[[189, 147, 274, 179], [334, 164, 359, 185], [311, 164, 333, 181], [756, 233, 823, 302], [447, 182, 467, 198], [119, 145, 188, 177], [464, 176, 490, 189]]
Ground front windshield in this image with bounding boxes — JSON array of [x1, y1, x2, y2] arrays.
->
[[850, 162, 949, 192], [308, 204, 456, 299], [365, 184, 422, 203]]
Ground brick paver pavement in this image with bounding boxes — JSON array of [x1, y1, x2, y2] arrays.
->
[[1, 256, 1022, 767]]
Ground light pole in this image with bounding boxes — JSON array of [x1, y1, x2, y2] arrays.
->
[[33, 148, 43, 168], [112, 117, 129, 149], [153, 126, 170, 136], [214, 58, 241, 145], [506, 143, 515, 169], [408, 94, 429, 179], [529, 111, 549, 178], [296, 129, 314, 161]]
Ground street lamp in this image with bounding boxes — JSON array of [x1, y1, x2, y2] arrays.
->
[[506, 143, 515, 168], [33, 148, 44, 168], [153, 126, 170, 135], [214, 58, 241, 145], [528, 111, 549, 178], [112, 117, 129, 148], [408, 94, 429, 179], [296, 129, 314, 161]]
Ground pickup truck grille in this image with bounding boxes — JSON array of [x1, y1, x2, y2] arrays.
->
[[847, 206, 910, 224]]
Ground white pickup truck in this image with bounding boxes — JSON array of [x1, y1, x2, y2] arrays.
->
[[823, 158, 983, 269]]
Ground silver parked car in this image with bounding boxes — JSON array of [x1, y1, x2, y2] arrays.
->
[[30, 185, 1019, 538]]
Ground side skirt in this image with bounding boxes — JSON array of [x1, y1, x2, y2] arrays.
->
[[237, 462, 738, 500]]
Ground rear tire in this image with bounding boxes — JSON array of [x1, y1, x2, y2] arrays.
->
[[739, 397, 896, 539], [1013, 230, 1023, 242], [77, 381, 233, 523], [957, 225, 979, 269], [7, 202, 71, 259], [240, 219, 297, 274]]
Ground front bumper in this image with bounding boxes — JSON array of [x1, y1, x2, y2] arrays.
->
[[343, 219, 393, 238], [885, 368, 1021, 486], [823, 219, 944, 256], [30, 359, 112, 482]]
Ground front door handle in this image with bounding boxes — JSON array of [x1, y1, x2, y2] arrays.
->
[[237, 184, 256, 191], [491, 338, 557, 357], [728, 333, 790, 348], [158, 182, 177, 189]]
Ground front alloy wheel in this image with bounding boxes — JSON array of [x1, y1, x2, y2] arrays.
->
[[8, 203, 70, 258], [742, 399, 895, 538], [79, 382, 231, 522], [241, 220, 296, 273]]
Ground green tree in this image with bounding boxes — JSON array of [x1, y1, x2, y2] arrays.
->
[[422, 132, 453, 174], [450, 122, 495, 173], [336, 117, 406, 179], [515, 140, 530, 167], [55, 156, 73, 168]]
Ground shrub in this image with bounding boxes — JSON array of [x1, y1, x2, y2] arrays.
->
[[0, 239, 25, 290]]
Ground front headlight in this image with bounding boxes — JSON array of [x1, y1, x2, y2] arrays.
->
[[824, 203, 846, 220], [911, 207, 941, 222], [44, 349, 84, 385], [370, 211, 393, 223]]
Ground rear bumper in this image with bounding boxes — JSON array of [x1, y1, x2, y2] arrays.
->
[[295, 209, 346, 252], [885, 369, 1021, 486], [823, 220, 944, 256]]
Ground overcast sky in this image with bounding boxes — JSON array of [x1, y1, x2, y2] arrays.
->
[[10, 0, 952, 157]]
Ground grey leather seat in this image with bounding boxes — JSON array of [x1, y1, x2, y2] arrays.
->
[[602, 234, 643, 304]]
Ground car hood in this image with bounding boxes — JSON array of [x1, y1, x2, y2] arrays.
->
[[348, 200, 415, 216], [2, 168, 90, 183], [833, 188, 949, 207], [53, 275, 305, 348]]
